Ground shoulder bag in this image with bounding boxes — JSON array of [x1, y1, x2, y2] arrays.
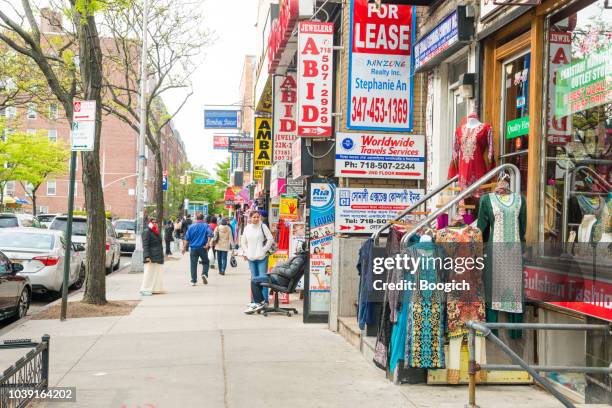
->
[[261, 224, 278, 257]]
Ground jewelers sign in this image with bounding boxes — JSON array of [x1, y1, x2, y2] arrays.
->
[[335, 187, 423, 234], [347, 0, 415, 131], [273, 73, 297, 161], [297, 21, 334, 137], [335, 132, 424, 179], [253, 117, 272, 181]]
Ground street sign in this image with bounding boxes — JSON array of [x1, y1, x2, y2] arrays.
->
[[194, 178, 215, 185], [73, 100, 96, 121], [204, 110, 241, 129], [71, 100, 96, 152]]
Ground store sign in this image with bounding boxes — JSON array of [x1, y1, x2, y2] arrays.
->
[[506, 116, 529, 139], [253, 118, 272, 181], [286, 178, 304, 196], [273, 73, 297, 161], [555, 45, 612, 118], [292, 138, 302, 178], [309, 183, 335, 313], [204, 110, 241, 129], [280, 195, 299, 220], [71, 100, 96, 151], [480, 0, 503, 21], [335, 132, 425, 179], [414, 7, 473, 72], [213, 135, 229, 150], [547, 31, 572, 146], [297, 21, 334, 137], [347, 0, 415, 131], [335, 187, 424, 234], [268, 0, 299, 74], [228, 137, 254, 152]]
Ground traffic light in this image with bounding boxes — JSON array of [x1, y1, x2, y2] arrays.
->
[[179, 175, 186, 185]]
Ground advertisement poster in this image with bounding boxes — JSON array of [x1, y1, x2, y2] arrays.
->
[[335, 132, 424, 179], [273, 73, 297, 161], [253, 117, 272, 181], [335, 187, 424, 233], [213, 135, 229, 150], [347, 0, 415, 131], [547, 31, 573, 145], [290, 222, 306, 290], [297, 21, 334, 137], [309, 183, 335, 313], [280, 195, 299, 220]]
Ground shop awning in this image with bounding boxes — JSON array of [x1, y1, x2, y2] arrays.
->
[[1, 196, 16, 205]]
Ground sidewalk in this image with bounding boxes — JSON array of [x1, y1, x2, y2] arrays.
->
[[0, 254, 564, 408]]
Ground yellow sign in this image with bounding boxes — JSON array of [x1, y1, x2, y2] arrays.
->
[[279, 196, 299, 220], [253, 117, 272, 181], [267, 250, 289, 273]]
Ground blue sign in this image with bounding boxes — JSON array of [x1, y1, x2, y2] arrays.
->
[[188, 203, 208, 216], [162, 176, 168, 191], [204, 110, 241, 129]]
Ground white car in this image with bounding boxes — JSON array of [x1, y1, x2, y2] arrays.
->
[[0, 228, 85, 294], [113, 219, 136, 253], [36, 213, 58, 229], [0, 213, 41, 228], [49, 215, 121, 274]]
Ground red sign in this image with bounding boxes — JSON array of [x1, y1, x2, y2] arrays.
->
[[213, 135, 229, 150], [297, 21, 334, 138], [352, 2, 412, 56], [268, 0, 299, 74]]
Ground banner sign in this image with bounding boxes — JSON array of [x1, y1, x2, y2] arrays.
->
[[253, 118, 272, 181], [268, 0, 299, 74], [273, 73, 297, 161], [213, 135, 229, 150], [555, 45, 612, 118], [204, 110, 241, 129], [347, 1, 415, 131], [335, 132, 425, 179], [228, 137, 254, 152], [309, 183, 335, 313], [547, 31, 572, 146], [335, 187, 424, 233], [71, 100, 96, 151], [297, 21, 334, 137]]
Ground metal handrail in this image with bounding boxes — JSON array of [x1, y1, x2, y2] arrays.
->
[[371, 175, 459, 241], [400, 163, 521, 247], [466, 321, 612, 408], [571, 165, 612, 191]]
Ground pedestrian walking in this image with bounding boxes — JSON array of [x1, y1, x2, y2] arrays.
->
[[213, 218, 234, 275], [140, 218, 165, 296], [208, 216, 218, 269], [164, 220, 174, 256], [181, 214, 192, 252], [173, 218, 182, 253], [241, 210, 274, 314], [182, 213, 213, 285]]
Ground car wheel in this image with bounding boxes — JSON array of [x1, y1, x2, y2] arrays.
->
[[70, 264, 86, 290], [16, 289, 30, 319], [113, 253, 120, 271]]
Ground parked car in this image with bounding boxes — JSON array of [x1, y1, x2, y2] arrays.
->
[[36, 213, 58, 229], [49, 215, 121, 273], [0, 228, 84, 296], [0, 249, 31, 321], [0, 213, 42, 228], [113, 219, 136, 253]]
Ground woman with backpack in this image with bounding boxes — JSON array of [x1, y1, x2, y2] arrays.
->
[[213, 218, 234, 275]]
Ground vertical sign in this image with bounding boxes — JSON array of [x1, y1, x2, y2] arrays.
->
[[297, 21, 334, 137], [273, 73, 298, 161], [162, 170, 168, 191], [71, 100, 96, 151], [253, 117, 272, 181], [309, 183, 335, 313], [347, 0, 415, 131]]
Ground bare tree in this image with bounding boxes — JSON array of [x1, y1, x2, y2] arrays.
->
[[101, 0, 213, 225]]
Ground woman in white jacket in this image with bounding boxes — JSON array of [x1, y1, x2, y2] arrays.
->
[[241, 210, 274, 314]]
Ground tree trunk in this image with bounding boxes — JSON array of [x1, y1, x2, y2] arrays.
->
[[31, 190, 37, 217], [77, 12, 107, 305]]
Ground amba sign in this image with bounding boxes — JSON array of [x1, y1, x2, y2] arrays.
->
[[253, 117, 272, 181]]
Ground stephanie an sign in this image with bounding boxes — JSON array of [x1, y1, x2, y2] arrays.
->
[[297, 21, 334, 138]]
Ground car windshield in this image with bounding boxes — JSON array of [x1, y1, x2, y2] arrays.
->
[[0, 216, 18, 228], [115, 221, 135, 231], [0, 231, 54, 250], [50, 218, 88, 236], [37, 215, 55, 222]]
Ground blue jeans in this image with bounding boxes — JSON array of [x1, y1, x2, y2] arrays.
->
[[248, 258, 268, 302], [189, 247, 209, 283], [250, 274, 281, 304], [217, 250, 228, 274]]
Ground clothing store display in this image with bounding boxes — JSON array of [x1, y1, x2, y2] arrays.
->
[[601, 194, 612, 242], [386, 227, 406, 323], [448, 114, 495, 196], [357, 238, 377, 330], [477, 193, 526, 313], [578, 215, 598, 243]]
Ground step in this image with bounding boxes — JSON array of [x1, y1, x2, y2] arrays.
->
[[337, 316, 361, 349]]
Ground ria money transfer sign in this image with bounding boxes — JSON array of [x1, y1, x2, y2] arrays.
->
[[253, 118, 272, 181], [335, 132, 424, 179], [335, 187, 423, 233], [347, 0, 415, 131]]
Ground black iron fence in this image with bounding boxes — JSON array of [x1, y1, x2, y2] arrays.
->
[[0, 335, 50, 408]]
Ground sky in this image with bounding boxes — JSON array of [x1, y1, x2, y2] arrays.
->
[[163, 0, 258, 173]]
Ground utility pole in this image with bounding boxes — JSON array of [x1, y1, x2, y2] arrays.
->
[[131, 0, 150, 273]]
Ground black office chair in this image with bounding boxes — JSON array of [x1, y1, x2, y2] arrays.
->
[[258, 251, 308, 317]]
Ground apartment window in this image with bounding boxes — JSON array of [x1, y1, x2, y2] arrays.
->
[[47, 180, 57, 196], [38, 206, 49, 215], [49, 104, 59, 120], [48, 129, 58, 142], [27, 129, 37, 135], [2, 128, 15, 141], [27, 103, 37, 119], [5, 106, 16, 119], [5, 181, 15, 196]]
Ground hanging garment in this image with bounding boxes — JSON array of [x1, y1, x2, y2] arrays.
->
[[600, 195, 612, 242], [448, 120, 494, 197], [435, 226, 486, 339], [386, 227, 406, 323], [388, 271, 413, 373], [477, 193, 526, 313], [357, 238, 377, 330], [405, 242, 445, 369]]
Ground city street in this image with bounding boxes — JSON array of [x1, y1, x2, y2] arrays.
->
[[0, 254, 563, 408]]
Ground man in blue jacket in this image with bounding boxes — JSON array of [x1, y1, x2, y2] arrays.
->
[[182, 213, 213, 285]]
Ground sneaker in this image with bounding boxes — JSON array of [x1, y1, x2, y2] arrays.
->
[[191, 282, 197, 286], [252, 302, 265, 313], [201, 275, 208, 285], [140, 290, 152, 296], [244, 303, 258, 314]]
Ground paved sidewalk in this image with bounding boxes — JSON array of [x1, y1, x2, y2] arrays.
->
[[0, 254, 565, 408]]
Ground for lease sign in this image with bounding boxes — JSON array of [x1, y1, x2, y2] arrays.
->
[[297, 21, 334, 137], [273, 73, 297, 161], [335, 132, 424, 179], [347, 0, 415, 131]]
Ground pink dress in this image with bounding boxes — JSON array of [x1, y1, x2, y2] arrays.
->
[[448, 122, 495, 196]]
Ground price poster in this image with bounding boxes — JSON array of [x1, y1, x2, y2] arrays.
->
[[347, 0, 415, 131], [309, 183, 335, 312]]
